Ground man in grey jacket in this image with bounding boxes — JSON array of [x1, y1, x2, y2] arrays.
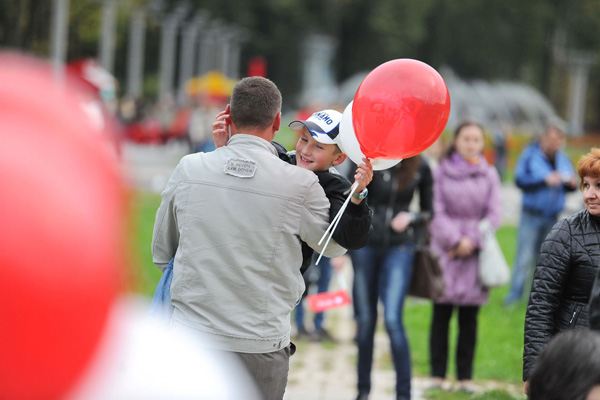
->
[[151, 76, 346, 399]]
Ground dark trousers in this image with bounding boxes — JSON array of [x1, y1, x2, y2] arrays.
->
[[429, 303, 479, 380], [236, 345, 293, 400]]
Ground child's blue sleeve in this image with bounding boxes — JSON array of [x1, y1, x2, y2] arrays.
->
[[147, 257, 174, 321]]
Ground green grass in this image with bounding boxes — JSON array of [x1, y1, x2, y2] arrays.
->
[[405, 225, 527, 399], [405, 226, 526, 385], [125, 190, 163, 296], [425, 389, 520, 400]]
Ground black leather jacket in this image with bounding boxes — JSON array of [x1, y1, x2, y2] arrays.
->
[[523, 209, 600, 380], [365, 156, 433, 247]]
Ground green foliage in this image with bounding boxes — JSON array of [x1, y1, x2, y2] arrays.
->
[[3, 0, 600, 125]]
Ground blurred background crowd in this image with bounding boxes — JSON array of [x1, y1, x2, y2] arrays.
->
[[2, 0, 600, 149]]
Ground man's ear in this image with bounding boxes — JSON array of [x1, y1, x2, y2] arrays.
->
[[273, 112, 281, 132], [332, 152, 347, 167]]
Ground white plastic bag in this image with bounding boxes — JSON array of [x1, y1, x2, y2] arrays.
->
[[478, 219, 510, 288]]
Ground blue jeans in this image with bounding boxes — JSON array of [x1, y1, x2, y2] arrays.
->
[[505, 208, 557, 303], [350, 244, 415, 399], [295, 256, 333, 331]]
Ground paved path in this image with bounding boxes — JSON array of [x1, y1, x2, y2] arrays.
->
[[283, 294, 426, 400], [281, 265, 526, 400]]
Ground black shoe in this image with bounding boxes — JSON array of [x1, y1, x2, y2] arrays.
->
[[355, 393, 369, 400], [295, 327, 312, 340]]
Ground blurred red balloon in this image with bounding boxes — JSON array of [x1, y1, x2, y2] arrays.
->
[[352, 59, 451, 159], [0, 53, 123, 400]]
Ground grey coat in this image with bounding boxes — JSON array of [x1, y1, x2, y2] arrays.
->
[[430, 153, 502, 305]]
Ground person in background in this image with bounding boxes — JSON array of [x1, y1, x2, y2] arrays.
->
[[151, 77, 348, 400], [428, 121, 502, 393], [349, 154, 433, 400], [528, 329, 600, 400], [294, 255, 344, 342], [523, 147, 600, 395], [188, 95, 224, 153], [504, 123, 577, 305], [492, 122, 509, 180]]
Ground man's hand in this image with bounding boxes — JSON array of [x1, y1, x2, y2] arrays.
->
[[524, 380, 529, 396], [545, 171, 562, 187], [212, 105, 231, 148]]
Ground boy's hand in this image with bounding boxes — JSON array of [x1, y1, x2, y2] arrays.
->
[[351, 158, 373, 204], [212, 105, 231, 148], [353, 158, 373, 192]]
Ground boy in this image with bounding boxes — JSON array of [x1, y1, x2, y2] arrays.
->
[[282, 109, 373, 271]]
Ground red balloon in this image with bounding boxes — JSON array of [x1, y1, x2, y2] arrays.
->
[[0, 54, 123, 400], [352, 59, 451, 159]]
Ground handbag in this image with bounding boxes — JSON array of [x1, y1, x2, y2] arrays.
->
[[478, 219, 510, 288], [409, 224, 445, 300]]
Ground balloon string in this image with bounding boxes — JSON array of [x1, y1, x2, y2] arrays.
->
[[316, 182, 358, 265], [318, 181, 358, 246]]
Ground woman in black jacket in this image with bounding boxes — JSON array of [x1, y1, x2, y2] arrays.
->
[[349, 155, 433, 400], [523, 148, 600, 394]]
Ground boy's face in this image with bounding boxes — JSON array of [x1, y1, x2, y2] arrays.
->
[[295, 128, 344, 171]]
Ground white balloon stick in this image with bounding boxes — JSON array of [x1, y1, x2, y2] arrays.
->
[[316, 182, 358, 265], [318, 181, 358, 246]]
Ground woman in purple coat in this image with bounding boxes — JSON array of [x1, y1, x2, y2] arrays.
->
[[428, 121, 502, 392]]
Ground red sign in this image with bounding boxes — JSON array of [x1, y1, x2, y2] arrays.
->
[[307, 290, 351, 313]]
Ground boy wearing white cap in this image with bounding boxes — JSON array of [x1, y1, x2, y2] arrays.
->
[[283, 109, 374, 341], [284, 109, 373, 267]]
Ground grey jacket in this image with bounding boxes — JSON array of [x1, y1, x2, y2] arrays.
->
[[152, 134, 346, 353]]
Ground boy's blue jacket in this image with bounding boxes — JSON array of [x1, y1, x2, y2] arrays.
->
[[515, 142, 576, 217]]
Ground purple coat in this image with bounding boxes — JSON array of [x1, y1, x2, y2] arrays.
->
[[430, 153, 502, 305]]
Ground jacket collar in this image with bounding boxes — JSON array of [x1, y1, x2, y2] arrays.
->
[[228, 134, 278, 157]]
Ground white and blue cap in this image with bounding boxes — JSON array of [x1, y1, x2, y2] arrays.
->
[[289, 109, 342, 145]]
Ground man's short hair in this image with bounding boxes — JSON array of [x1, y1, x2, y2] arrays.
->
[[529, 329, 600, 400], [230, 77, 282, 131]]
